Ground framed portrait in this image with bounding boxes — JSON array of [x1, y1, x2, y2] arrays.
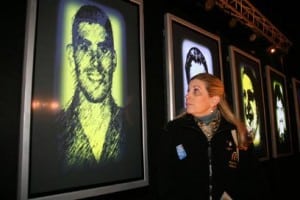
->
[[164, 13, 223, 120], [266, 65, 293, 157], [228, 45, 269, 161], [292, 77, 300, 152], [17, 0, 148, 199]]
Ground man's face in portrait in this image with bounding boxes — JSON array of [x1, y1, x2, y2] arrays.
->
[[185, 47, 208, 83], [74, 22, 116, 103], [242, 72, 258, 134], [276, 95, 286, 136]]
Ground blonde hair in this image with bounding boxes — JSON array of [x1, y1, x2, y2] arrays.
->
[[190, 73, 251, 149]]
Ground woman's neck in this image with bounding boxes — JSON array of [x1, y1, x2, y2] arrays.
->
[[194, 109, 218, 124]]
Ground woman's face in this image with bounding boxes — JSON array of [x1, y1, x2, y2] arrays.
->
[[185, 79, 215, 117]]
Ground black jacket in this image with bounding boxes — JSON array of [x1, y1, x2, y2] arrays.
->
[[157, 114, 269, 200]]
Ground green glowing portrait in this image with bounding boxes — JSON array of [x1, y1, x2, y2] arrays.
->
[[58, 4, 124, 169], [241, 66, 260, 145]]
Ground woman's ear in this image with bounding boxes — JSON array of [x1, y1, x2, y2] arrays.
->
[[212, 96, 220, 106]]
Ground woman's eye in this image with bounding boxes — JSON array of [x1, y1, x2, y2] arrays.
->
[[193, 88, 201, 95]]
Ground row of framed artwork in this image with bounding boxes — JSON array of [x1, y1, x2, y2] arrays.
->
[[17, 0, 300, 199], [164, 13, 300, 161]]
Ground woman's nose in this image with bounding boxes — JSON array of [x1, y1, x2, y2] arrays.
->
[[185, 93, 189, 99]]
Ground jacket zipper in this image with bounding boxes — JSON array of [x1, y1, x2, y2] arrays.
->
[[208, 140, 213, 200]]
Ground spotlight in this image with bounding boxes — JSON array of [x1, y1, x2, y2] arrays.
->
[[267, 46, 277, 54]]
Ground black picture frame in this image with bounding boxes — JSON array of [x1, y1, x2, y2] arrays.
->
[[229, 45, 269, 160], [17, 0, 148, 199], [292, 77, 300, 152], [164, 13, 223, 120], [266, 65, 293, 157]]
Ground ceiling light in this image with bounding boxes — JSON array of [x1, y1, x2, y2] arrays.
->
[[267, 46, 277, 54]]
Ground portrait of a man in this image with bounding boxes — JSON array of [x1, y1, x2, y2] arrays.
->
[[53, 1, 144, 190], [20, 0, 146, 198], [57, 4, 124, 169], [241, 66, 260, 146], [180, 40, 214, 115], [266, 65, 292, 157], [165, 14, 222, 120], [184, 46, 209, 83], [273, 82, 287, 142], [181, 40, 214, 100], [229, 46, 269, 160]]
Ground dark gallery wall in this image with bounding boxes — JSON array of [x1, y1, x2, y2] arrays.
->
[[2, 0, 300, 199], [1, 1, 27, 199]]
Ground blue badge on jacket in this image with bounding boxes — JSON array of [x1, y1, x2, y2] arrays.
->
[[176, 144, 187, 160]]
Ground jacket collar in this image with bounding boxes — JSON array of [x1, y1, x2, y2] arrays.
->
[[175, 113, 235, 132]]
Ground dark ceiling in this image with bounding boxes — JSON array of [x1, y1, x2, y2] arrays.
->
[[165, 0, 297, 50], [250, 0, 298, 74], [251, 0, 298, 47], [164, 0, 299, 77]]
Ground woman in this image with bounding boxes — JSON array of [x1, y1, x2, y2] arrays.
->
[[157, 73, 269, 200]]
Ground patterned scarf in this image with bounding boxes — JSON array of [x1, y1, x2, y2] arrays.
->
[[194, 109, 221, 141]]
